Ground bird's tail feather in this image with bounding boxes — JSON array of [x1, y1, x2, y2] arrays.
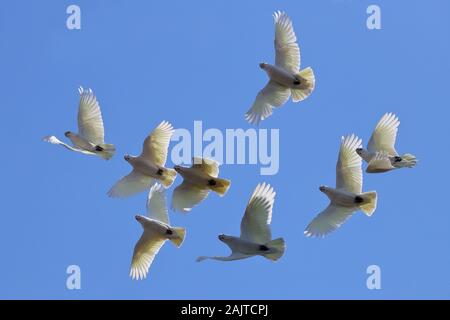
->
[[291, 67, 315, 102], [263, 237, 285, 261], [360, 191, 377, 216], [169, 227, 186, 248], [159, 168, 177, 188], [96, 143, 116, 160], [208, 178, 231, 196], [396, 153, 418, 168]]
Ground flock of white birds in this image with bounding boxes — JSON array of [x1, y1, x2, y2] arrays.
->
[[43, 12, 417, 280]]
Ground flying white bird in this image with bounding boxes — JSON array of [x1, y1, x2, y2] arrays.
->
[[356, 113, 417, 173], [245, 11, 315, 125], [130, 184, 186, 280], [43, 87, 115, 160], [172, 157, 231, 212], [197, 183, 285, 262], [305, 135, 378, 237], [107, 121, 177, 198]]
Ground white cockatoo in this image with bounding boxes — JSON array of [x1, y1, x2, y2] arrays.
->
[[245, 11, 315, 125], [197, 183, 285, 262], [304, 135, 378, 237], [130, 184, 186, 280], [107, 121, 177, 198], [172, 157, 231, 212], [43, 87, 115, 160], [356, 113, 417, 173]]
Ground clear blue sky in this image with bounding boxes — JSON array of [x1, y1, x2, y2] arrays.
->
[[1, 0, 449, 299]]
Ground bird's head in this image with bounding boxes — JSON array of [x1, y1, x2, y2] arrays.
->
[[218, 234, 227, 242], [259, 62, 268, 69], [135, 214, 145, 223], [319, 185, 328, 193], [64, 131, 73, 137], [135, 214, 151, 226], [124, 154, 131, 162]]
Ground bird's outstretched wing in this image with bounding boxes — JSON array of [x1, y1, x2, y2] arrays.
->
[[304, 204, 355, 237], [274, 11, 300, 73], [245, 81, 290, 125], [77, 87, 105, 145], [130, 231, 165, 280], [107, 170, 153, 198], [367, 113, 399, 156], [336, 134, 363, 194], [146, 183, 169, 224], [141, 121, 174, 166], [171, 181, 210, 213], [240, 183, 276, 244], [43, 135, 95, 155]]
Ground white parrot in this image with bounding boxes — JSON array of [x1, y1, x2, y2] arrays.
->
[[197, 183, 285, 262], [172, 157, 231, 212], [107, 121, 177, 198], [245, 11, 315, 125], [356, 113, 417, 173], [304, 135, 378, 237], [130, 184, 186, 280], [43, 87, 115, 160]]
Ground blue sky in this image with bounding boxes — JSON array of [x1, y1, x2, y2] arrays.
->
[[1, 0, 449, 299]]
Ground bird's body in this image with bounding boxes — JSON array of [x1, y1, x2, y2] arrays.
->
[[127, 156, 166, 179], [43, 87, 115, 160], [319, 186, 377, 213], [356, 113, 417, 173], [175, 164, 212, 186], [245, 11, 315, 125], [305, 135, 378, 237], [65, 132, 98, 153], [136, 216, 176, 239], [197, 183, 285, 262], [108, 121, 177, 198], [262, 64, 298, 87], [261, 63, 312, 90], [356, 149, 381, 165], [172, 157, 231, 212], [217, 235, 282, 257], [356, 149, 411, 173], [130, 184, 186, 280], [320, 186, 366, 208]]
